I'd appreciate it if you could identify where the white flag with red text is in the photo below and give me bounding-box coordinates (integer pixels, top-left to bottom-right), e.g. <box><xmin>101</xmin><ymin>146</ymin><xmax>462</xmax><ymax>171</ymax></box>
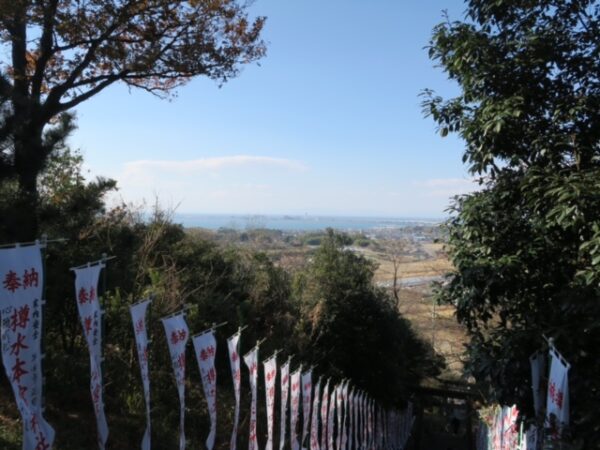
<box><xmin>130</xmin><ymin>300</ymin><xmax>151</xmax><ymax>450</ymax></box>
<box><xmin>546</xmin><ymin>351</ymin><xmax>570</xmax><ymax>436</ymax></box>
<box><xmin>162</xmin><ymin>313</ymin><xmax>189</xmax><ymax>450</ymax></box>
<box><xmin>310</xmin><ymin>377</ymin><xmax>321</xmax><ymax>450</ymax></box>
<box><xmin>301</xmin><ymin>370</ymin><xmax>312</xmax><ymax>448</ymax></box>
<box><xmin>193</xmin><ymin>331</ymin><xmax>218</xmax><ymax>450</ymax></box>
<box><xmin>0</xmin><ymin>244</ymin><xmax>55</xmax><ymax>450</ymax></box>
<box><xmin>341</xmin><ymin>382</ymin><xmax>349</xmax><ymax>450</ymax></box>
<box><xmin>280</xmin><ymin>360</ymin><xmax>291</xmax><ymax>450</ymax></box>
<box><xmin>244</xmin><ymin>347</ymin><xmax>259</xmax><ymax>450</ymax></box>
<box><xmin>228</xmin><ymin>331</ymin><xmax>242</xmax><ymax>450</ymax></box>
<box><xmin>327</xmin><ymin>385</ymin><xmax>336</xmax><ymax>450</ymax></box>
<box><xmin>264</xmin><ymin>355</ymin><xmax>278</xmax><ymax>450</ymax></box>
<box><xmin>290</xmin><ymin>368</ymin><xmax>302</xmax><ymax>450</ymax></box>
<box><xmin>348</xmin><ymin>388</ymin><xmax>354</xmax><ymax>450</ymax></box>
<box><xmin>74</xmin><ymin>263</ymin><xmax>108</xmax><ymax>449</ymax></box>
<box><xmin>336</xmin><ymin>385</ymin><xmax>343</xmax><ymax>450</ymax></box>
<box><xmin>320</xmin><ymin>380</ymin><xmax>329</xmax><ymax>450</ymax></box>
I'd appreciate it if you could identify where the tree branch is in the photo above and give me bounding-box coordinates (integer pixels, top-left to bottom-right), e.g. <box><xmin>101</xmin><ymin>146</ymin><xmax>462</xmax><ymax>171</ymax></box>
<box><xmin>31</xmin><ymin>0</ymin><xmax>59</xmax><ymax>101</ymax></box>
<box><xmin>55</xmin><ymin>75</ymin><xmax>124</xmax><ymax>112</ymax></box>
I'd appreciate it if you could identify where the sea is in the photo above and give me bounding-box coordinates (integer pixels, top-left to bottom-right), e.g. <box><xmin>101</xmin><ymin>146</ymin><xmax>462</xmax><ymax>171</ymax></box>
<box><xmin>174</xmin><ymin>214</ymin><xmax>442</xmax><ymax>232</ymax></box>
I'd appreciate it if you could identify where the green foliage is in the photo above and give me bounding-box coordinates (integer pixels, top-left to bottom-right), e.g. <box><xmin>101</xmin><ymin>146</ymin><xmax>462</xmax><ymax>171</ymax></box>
<box><xmin>293</xmin><ymin>230</ymin><xmax>442</xmax><ymax>406</ymax></box>
<box><xmin>425</xmin><ymin>1</ymin><xmax>600</xmax><ymax>446</ymax></box>
<box><xmin>1</xmin><ymin>150</ymin><xmax>439</xmax><ymax>446</ymax></box>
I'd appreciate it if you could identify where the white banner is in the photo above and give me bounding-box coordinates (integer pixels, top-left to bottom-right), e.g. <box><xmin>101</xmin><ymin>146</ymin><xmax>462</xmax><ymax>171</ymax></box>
<box><xmin>523</xmin><ymin>425</ymin><xmax>538</xmax><ymax>450</ymax></box>
<box><xmin>162</xmin><ymin>313</ymin><xmax>189</xmax><ymax>450</ymax></box>
<box><xmin>348</xmin><ymin>389</ymin><xmax>354</xmax><ymax>450</ymax></box>
<box><xmin>362</xmin><ymin>394</ymin><xmax>369</xmax><ymax>448</ymax></box>
<box><xmin>264</xmin><ymin>355</ymin><xmax>278</xmax><ymax>450</ymax></box>
<box><xmin>130</xmin><ymin>300</ymin><xmax>151</xmax><ymax>450</ymax></box>
<box><xmin>356</xmin><ymin>392</ymin><xmax>362</xmax><ymax>450</ymax></box>
<box><xmin>352</xmin><ymin>392</ymin><xmax>358</xmax><ymax>450</ymax></box>
<box><xmin>368</xmin><ymin>399</ymin><xmax>373</xmax><ymax>450</ymax></box>
<box><xmin>301</xmin><ymin>370</ymin><xmax>312</xmax><ymax>449</ymax></box>
<box><xmin>529</xmin><ymin>351</ymin><xmax>545</xmax><ymax>417</ymax></box>
<box><xmin>290</xmin><ymin>368</ymin><xmax>302</xmax><ymax>450</ymax></box>
<box><xmin>244</xmin><ymin>347</ymin><xmax>259</xmax><ymax>450</ymax></box>
<box><xmin>327</xmin><ymin>385</ymin><xmax>336</xmax><ymax>450</ymax></box>
<box><xmin>280</xmin><ymin>360</ymin><xmax>291</xmax><ymax>450</ymax></box>
<box><xmin>336</xmin><ymin>385</ymin><xmax>343</xmax><ymax>450</ymax></box>
<box><xmin>340</xmin><ymin>382</ymin><xmax>348</xmax><ymax>450</ymax></box>
<box><xmin>0</xmin><ymin>244</ymin><xmax>55</xmax><ymax>450</ymax></box>
<box><xmin>360</xmin><ymin>393</ymin><xmax>366</xmax><ymax>450</ymax></box>
<box><xmin>227</xmin><ymin>331</ymin><xmax>242</xmax><ymax>450</ymax></box>
<box><xmin>502</xmin><ymin>405</ymin><xmax>519</xmax><ymax>450</ymax></box>
<box><xmin>546</xmin><ymin>350</ymin><xmax>569</xmax><ymax>436</ymax></box>
<box><xmin>310</xmin><ymin>377</ymin><xmax>321</xmax><ymax>450</ymax></box>
<box><xmin>193</xmin><ymin>331</ymin><xmax>218</xmax><ymax>450</ymax></box>
<box><xmin>74</xmin><ymin>263</ymin><xmax>108</xmax><ymax>449</ymax></box>
<box><xmin>320</xmin><ymin>380</ymin><xmax>329</xmax><ymax>450</ymax></box>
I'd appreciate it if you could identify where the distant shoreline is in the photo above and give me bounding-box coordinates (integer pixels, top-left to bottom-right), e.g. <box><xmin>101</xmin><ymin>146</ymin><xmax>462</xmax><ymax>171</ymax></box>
<box><xmin>174</xmin><ymin>213</ymin><xmax>444</xmax><ymax>232</ymax></box>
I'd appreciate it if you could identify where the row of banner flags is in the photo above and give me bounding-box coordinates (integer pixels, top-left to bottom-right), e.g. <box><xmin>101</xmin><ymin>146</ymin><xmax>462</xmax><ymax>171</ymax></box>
<box><xmin>0</xmin><ymin>243</ymin><xmax>416</xmax><ymax>450</ymax></box>
<box><xmin>475</xmin><ymin>343</ymin><xmax>571</xmax><ymax>450</ymax></box>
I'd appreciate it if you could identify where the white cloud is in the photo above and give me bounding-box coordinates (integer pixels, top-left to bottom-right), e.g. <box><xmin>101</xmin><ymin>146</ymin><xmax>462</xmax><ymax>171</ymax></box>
<box><xmin>122</xmin><ymin>155</ymin><xmax>308</xmax><ymax>177</ymax></box>
<box><xmin>106</xmin><ymin>155</ymin><xmax>308</xmax><ymax>213</ymax></box>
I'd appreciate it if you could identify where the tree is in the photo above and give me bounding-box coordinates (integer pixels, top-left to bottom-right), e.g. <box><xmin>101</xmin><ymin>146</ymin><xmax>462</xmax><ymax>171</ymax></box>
<box><xmin>424</xmin><ymin>1</ymin><xmax>600</xmax><ymax>446</ymax></box>
<box><xmin>0</xmin><ymin>0</ymin><xmax>266</xmax><ymax>240</ymax></box>
<box><xmin>293</xmin><ymin>230</ymin><xmax>442</xmax><ymax>405</ymax></box>
<box><xmin>383</xmin><ymin>239</ymin><xmax>406</xmax><ymax>308</ymax></box>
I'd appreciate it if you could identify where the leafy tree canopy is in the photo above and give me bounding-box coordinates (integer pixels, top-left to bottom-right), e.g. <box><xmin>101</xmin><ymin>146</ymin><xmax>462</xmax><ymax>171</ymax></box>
<box><xmin>424</xmin><ymin>0</ymin><xmax>600</xmax><ymax>446</ymax></box>
<box><xmin>294</xmin><ymin>229</ymin><xmax>442</xmax><ymax>406</ymax></box>
<box><xmin>0</xmin><ymin>0</ymin><xmax>266</xmax><ymax>240</ymax></box>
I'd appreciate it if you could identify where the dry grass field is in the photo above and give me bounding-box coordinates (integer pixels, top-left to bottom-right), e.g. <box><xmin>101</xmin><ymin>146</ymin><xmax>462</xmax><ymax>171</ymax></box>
<box><xmin>362</xmin><ymin>241</ymin><xmax>468</xmax><ymax>380</ymax></box>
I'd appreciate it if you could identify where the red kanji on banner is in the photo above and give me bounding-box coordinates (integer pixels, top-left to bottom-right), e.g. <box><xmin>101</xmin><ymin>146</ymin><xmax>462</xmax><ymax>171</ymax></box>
<box><xmin>10</xmin><ymin>333</ymin><xmax>29</xmax><ymax>356</ymax></box>
<box><xmin>556</xmin><ymin>390</ymin><xmax>564</xmax><ymax>409</ymax></box>
<box><xmin>18</xmin><ymin>384</ymin><xmax>28</xmax><ymax>401</ymax></box>
<box><xmin>92</xmin><ymin>384</ymin><xmax>101</xmax><ymax>403</ymax></box>
<box><xmin>3</xmin><ymin>270</ymin><xmax>21</xmax><ymax>292</ymax></box>
<box><xmin>78</xmin><ymin>287</ymin><xmax>89</xmax><ymax>304</ymax></box>
<box><xmin>10</xmin><ymin>305</ymin><xmax>30</xmax><ymax>332</ymax></box>
<box><xmin>171</xmin><ymin>329</ymin><xmax>187</xmax><ymax>345</ymax></box>
<box><xmin>206</xmin><ymin>367</ymin><xmax>216</xmax><ymax>383</ymax></box>
<box><xmin>135</xmin><ymin>318</ymin><xmax>144</xmax><ymax>334</ymax></box>
<box><xmin>231</xmin><ymin>350</ymin><xmax>238</xmax><ymax>362</ymax></box>
<box><xmin>176</xmin><ymin>353</ymin><xmax>185</xmax><ymax>370</ymax></box>
<box><xmin>11</xmin><ymin>357</ymin><xmax>28</xmax><ymax>383</ymax></box>
<box><xmin>35</xmin><ymin>434</ymin><xmax>50</xmax><ymax>450</ymax></box>
<box><xmin>89</xmin><ymin>287</ymin><xmax>96</xmax><ymax>301</ymax></box>
<box><xmin>22</xmin><ymin>268</ymin><xmax>39</xmax><ymax>289</ymax></box>
<box><xmin>549</xmin><ymin>381</ymin><xmax>556</xmax><ymax>402</ymax></box>
<box><xmin>84</xmin><ymin>316</ymin><xmax>93</xmax><ymax>334</ymax></box>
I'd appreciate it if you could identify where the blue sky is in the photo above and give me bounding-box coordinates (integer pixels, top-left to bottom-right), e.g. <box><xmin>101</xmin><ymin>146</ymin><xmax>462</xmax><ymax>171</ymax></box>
<box><xmin>71</xmin><ymin>0</ymin><xmax>475</xmax><ymax>218</ymax></box>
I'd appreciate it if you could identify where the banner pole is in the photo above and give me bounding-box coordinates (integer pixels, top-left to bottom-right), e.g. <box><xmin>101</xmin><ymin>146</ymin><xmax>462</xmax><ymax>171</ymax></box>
<box><xmin>193</xmin><ymin>321</ymin><xmax>228</xmax><ymax>339</ymax></box>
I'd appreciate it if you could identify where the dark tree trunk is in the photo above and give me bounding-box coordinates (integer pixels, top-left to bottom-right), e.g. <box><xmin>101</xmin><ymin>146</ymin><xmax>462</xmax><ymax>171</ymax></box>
<box><xmin>10</xmin><ymin>122</ymin><xmax>45</xmax><ymax>242</ymax></box>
